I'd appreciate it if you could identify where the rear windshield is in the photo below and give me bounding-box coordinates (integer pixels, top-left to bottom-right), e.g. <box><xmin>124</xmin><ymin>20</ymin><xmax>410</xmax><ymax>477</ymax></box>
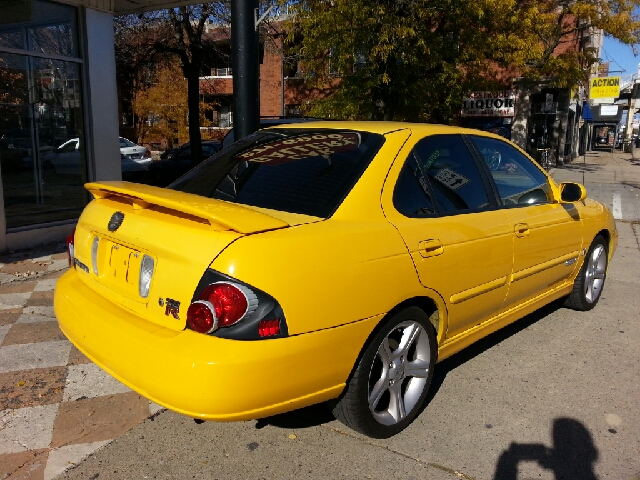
<box><xmin>170</xmin><ymin>129</ymin><xmax>385</xmax><ymax>218</ymax></box>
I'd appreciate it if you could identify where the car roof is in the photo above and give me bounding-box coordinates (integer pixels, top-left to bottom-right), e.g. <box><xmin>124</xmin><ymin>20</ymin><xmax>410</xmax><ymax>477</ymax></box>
<box><xmin>266</xmin><ymin>121</ymin><xmax>485</xmax><ymax>136</ymax></box>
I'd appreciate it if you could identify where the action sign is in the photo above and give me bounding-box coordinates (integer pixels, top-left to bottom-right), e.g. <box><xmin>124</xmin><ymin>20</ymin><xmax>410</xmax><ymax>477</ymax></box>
<box><xmin>590</xmin><ymin>76</ymin><xmax>620</xmax><ymax>99</ymax></box>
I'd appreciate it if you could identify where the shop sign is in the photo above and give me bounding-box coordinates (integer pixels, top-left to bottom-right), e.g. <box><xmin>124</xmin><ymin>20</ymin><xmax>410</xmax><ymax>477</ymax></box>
<box><xmin>461</xmin><ymin>91</ymin><xmax>516</xmax><ymax>117</ymax></box>
<box><xmin>600</xmin><ymin>105</ymin><xmax>619</xmax><ymax>116</ymax></box>
<box><xmin>590</xmin><ymin>76</ymin><xmax>620</xmax><ymax>99</ymax></box>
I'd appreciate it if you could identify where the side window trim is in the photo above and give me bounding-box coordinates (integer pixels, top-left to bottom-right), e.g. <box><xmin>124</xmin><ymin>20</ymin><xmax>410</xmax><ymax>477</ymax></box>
<box><xmin>449</xmin><ymin>133</ymin><xmax>501</xmax><ymax>210</ymax></box>
<box><xmin>462</xmin><ymin>134</ymin><xmax>504</xmax><ymax>207</ymax></box>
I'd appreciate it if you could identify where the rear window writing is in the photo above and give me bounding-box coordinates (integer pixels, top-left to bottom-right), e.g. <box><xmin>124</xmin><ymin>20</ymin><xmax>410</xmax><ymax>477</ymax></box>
<box><xmin>170</xmin><ymin>130</ymin><xmax>385</xmax><ymax>218</ymax></box>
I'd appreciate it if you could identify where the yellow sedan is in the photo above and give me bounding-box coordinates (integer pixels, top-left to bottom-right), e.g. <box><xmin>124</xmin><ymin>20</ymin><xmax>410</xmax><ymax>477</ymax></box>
<box><xmin>55</xmin><ymin>122</ymin><xmax>617</xmax><ymax>438</ymax></box>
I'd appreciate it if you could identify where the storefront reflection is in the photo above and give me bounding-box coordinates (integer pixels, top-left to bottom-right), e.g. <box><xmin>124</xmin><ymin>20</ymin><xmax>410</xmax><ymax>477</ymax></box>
<box><xmin>0</xmin><ymin>11</ymin><xmax>86</xmax><ymax>229</ymax></box>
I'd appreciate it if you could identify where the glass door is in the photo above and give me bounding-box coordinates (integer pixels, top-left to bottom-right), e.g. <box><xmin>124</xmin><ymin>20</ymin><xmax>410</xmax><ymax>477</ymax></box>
<box><xmin>0</xmin><ymin>0</ymin><xmax>86</xmax><ymax>229</ymax></box>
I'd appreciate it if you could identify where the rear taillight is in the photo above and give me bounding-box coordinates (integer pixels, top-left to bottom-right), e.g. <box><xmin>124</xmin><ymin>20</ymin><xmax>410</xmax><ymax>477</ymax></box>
<box><xmin>192</xmin><ymin>282</ymin><xmax>258</xmax><ymax>330</ymax></box>
<box><xmin>186</xmin><ymin>301</ymin><xmax>217</xmax><ymax>334</ymax></box>
<box><xmin>187</xmin><ymin>270</ymin><xmax>288</xmax><ymax>339</ymax></box>
<box><xmin>258</xmin><ymin>319</ymin><xmax>280</xmax><ymax>337</ymax></box>
<box><xmin>144</xmin><ymin>150</ymin><xmax>151</xmax><ymax>158</ymax></box>
<box><xmin>66</xmin><ymin>229</ymin><xmax>75</xmax><ymax>268</ymax></box>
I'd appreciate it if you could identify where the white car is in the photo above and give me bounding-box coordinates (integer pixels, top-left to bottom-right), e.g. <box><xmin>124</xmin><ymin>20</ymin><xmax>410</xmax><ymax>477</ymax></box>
<box><xmin>42</xmin><ymin>138</ymin><xmax>83</xmax><ymax>175</ymax></box>
<box><xmin>119</xmin><ymin>137</ymin><xmax>151</xmax><ymax>165</ymax></box>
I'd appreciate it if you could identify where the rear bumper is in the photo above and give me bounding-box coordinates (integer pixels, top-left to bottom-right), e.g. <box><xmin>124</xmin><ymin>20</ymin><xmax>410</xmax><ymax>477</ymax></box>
<box><xmin>55</xmin><ymin>270</ymin><xmax>380</xmax><ymax>420</ymax></box>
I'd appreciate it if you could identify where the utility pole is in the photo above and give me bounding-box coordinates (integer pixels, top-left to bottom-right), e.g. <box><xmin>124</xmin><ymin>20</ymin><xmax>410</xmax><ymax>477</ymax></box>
<box><xmin>231</xmin><ymin>0</ymin><xmax>260</xmax><ymax>142</ymax></box>
<box><xmin>624</xmin><ymin>80</ymin><xmax>640</xmax><ymax>152</ymax></box>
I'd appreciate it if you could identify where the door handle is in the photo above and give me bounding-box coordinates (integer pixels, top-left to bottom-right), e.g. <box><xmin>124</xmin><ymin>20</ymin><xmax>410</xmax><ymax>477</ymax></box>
<box><xmin>418</xmin><ymin>239</ymin><xmax>444</xmax><ymax>258</ymax></box>
<box><xmin>514</xmin><ymin>223</ymin><xmax>530</xmax><ymax>238</ymax></box>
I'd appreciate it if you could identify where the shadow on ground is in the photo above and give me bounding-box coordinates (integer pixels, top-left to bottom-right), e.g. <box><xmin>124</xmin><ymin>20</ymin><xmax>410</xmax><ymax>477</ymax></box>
<box><xmin>493</xmin><ymin>417</ymin><xmax>599</xmax><ymax>480</ymax></box>
<box><xmin>255</xmin><ymin>299</ymin><xmax>564</xmax><ymax>431</ymax></box>
<box><xmin>0</xmin><ymin>241</ymin><xmax>67</xmax><ymax>263</ymax></box>
<box><xmin>556</xmin><ymin>162</ymin><xmax>603</xmax><ymax>173</ymax></box>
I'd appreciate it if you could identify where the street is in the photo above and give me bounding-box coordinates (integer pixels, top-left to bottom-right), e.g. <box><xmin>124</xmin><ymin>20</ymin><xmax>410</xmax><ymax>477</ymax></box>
<box><xmin>1</xmin><ymin>150</ymin><xmax>639</xmax><ymax>480</ymax></box>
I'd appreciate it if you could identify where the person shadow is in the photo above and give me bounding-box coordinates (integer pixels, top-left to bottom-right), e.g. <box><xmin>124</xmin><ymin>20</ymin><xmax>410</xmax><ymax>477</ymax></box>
<box><xmin>494</xmin><ymin>417</ymin><xmax>599</xmax><ymax>480</ymax></box>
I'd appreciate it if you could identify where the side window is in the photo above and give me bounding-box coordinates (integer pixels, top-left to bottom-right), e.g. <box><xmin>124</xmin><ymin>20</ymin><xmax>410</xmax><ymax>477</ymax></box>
<box><xmin>393</xmin><ymin>154</ymin><xmax>435</xmax><ymax>216</ymax></box>
<box><xmin>397</xmin><ymin>135</ymin><xmax>491</xmax><ymax>215</ymax></box>
<box><xmin>470</xmin><ymin>136</ymin><xmax>553</xmax><ymax>206</ymax></box>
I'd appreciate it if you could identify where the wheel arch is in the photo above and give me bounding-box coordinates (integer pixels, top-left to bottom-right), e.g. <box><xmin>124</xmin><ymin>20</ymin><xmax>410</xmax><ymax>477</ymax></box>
<box><xmin>338</xmin><ymin>294</ymin><xmax>446</xmax><ymax>393</ymax></box>
<box><xmin>596</xmin><ymin>228</ymin><xmax>610</xmax><ymax>249</ymax></box>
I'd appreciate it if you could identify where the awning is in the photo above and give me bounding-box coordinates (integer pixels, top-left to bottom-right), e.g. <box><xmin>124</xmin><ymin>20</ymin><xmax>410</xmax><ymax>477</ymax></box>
<box><xmin>582</xmin><ymin>102</ymin><xmax>594</xmax><ymax>122</ymax></box>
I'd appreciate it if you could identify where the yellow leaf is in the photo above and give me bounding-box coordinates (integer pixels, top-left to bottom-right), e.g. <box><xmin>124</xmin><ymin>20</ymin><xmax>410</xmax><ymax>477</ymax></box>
<box><xmin>288</xmin><ymin>433</ymin><xmax>297</xmax><ymax>439</ymax></box>
<box><xmin>16</xmin><ymin>380</ymin><xmax>26</xmax><ymax>386</ymax></box>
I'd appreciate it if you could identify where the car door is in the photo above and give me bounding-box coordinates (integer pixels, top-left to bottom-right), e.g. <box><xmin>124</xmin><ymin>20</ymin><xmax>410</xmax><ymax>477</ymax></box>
<box><xmin>383</xmin><ymin>133</ymin><xmax>514</xmax><ymax>338</ymax></box>
<box><xmin>467</xmin><ymin>135</ymin><xmax>583</xmax><ymax>308</ymax></box>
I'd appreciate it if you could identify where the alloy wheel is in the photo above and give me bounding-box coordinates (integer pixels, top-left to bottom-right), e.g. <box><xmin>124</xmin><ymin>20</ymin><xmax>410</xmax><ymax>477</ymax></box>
<box><xmin>367</xmin><ymin>320</ymin><xmax>432</xmax><ymax>425</ymax></box>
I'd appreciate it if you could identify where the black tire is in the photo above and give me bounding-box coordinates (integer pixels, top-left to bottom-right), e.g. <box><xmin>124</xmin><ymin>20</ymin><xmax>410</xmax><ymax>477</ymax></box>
<box><xmin>564</xmin><ymin>235</ymin><xmax>608</xmax><ymax>311</ymax></box>
<box><xmin>332</xmin><ymin>306</ymin><xmax>437</xmax><ymax>438</ymax></box>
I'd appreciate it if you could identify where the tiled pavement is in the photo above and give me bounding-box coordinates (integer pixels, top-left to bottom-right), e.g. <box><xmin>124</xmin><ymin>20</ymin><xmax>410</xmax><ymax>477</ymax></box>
<box><xmin>0</xmin><ymin>244</ymin><xmax>163</xmax><ymax>480</ymax></box>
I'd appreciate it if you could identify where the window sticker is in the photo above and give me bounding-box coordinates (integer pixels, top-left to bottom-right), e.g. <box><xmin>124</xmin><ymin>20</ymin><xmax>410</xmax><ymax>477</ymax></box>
<box><xmin>434</xmin><ymin>168</ymin><xmax>470</xmax><ymax>190</ymax></box>
<box><xmin>420</xmin><ymin>149</ymin><xmax>441</xmax><ymax>171</ymax></box>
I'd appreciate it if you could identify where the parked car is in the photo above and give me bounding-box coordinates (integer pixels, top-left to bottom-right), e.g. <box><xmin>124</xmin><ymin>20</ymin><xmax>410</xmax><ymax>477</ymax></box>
<box><xmin>146</xmin><ymin>140</ymin><xmax>221</xmax><ymax>187</ymax></box>
<box><xmin>119</xmin><ymin>137</ymin><xmax>151</xmax><ymax>165</ymax></box>
<box><xmin>121</xmin><ymin>153</ymin><xmax>149</xmax><ymax>183</ymax></box>
<box><xmin>42</xmin><ymin>138</ymin><xmax>82</xmax><ymax>175</ymax></box>
<box><xmin>159</xmin><ymin>142</ymin><xmax>189</xmax><ymax>160</ymax></box>
<box><xmin>56</xmin><ymin>122</ymin><xmax>617</xmax><ymax>439</ymax></box>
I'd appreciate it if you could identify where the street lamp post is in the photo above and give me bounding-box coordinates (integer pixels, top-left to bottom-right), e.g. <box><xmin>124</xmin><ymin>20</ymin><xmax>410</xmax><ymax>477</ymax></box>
<box><xmin>231</xmin><ymin>0</ymin><xmax>260</xmax><ymax>142</ymax></box>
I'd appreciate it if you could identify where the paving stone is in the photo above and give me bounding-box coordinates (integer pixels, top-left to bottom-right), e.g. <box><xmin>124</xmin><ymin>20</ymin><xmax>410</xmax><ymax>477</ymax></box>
<box><xmin>50</xmin><ymin>393</ymin><xmax>150</xmax><ymax>448</ymax></box>
<box><xmin>63</xmin><ymin>364</ymin><xmax>131</xmax><ymax>402</ymax></box>
<box><xmin>0</xmin><ymin>309</ymin><xmax>22</xmax><ymax>327</ymax></box>
<box><xmin>0</xmin><ymin>404</ymin><xmax>59</xmax><ymax>454</ymax></box>
<box><xmin>43</xmin><ymin>441</ymin><xmax>109</xmax><ymax>480</ymax></box>
<box><xmin>0</xmin><ymin>293</ymin><xmax>32</xmax><ymax>309</ymax></box>
<box><xmin>33</xmin><ymin>280</ymin><xmax>58</xmax><ymax>292</ymax></box>
<box><xmin>0</xmin><ymin>282</ymin><xmax>38</xmax><ymax>294</ymax></box>
<box><xmin>0</xmin><ymin>341</ymin><xmax>72</xmax><ymax>373</ymax></box>
<box><xmin>25</xmin><ymin>291</ymin><xmax>54</xmax><ymax>307</ymax></box>
<box><xmin>0</xmin><ymin>367</ymin><xmax>67</xmax><ymax>410</ymax></box>
<box><xmin>67</xmin><ymin>346</ymin><xmax>91</xmax><ymax>366</ymax></box>
<box><xmin>2</xmin><ymin>322</ymin><xmax>66</xmax><ymax>347</ymax></box>
<box><xmin>0</xmin><ymin>449</ymin><xmax>49</xmax><ymax>480</ymax></box>
<box><xmin>16</xmin><ymin>314</ymin><xmax>57</xmax><ymax>325</ymax></box>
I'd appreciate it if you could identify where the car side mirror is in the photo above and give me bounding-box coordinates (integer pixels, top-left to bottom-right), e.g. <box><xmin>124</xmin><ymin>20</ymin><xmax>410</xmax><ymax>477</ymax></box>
<box><xmin>560</xmin><ymin>182</ymin><xmax>587</xmax><ymax>202</ymax></box>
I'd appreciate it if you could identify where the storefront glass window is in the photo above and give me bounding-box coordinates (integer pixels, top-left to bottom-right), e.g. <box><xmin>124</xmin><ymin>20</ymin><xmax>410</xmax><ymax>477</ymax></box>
<box><xmin>0</xmin><ymin>0</ymin><xmax>85</xmax><ymax>229</ymax></box>
<box><xmin>0</xmin><ymin>29</ymin><xmax>25</xmax><ymax>50</ymax></box>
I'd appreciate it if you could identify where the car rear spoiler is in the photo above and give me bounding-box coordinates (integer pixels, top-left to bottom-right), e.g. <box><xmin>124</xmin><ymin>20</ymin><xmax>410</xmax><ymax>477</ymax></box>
<box><xmin>85</xmin><ymin>181</ymin><xmax>289</xmax><ymax>234</ymax></box>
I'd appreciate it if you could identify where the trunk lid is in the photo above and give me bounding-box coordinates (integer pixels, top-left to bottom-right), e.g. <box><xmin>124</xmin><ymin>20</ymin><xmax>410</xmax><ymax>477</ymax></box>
<box><xmin>72</xmin><ymin>181</ymin><xmax>299</xmax><ymax>331</ymax></box>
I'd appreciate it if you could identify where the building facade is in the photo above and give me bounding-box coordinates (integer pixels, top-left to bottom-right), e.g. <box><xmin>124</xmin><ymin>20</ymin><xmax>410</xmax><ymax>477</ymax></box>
<box><xmin>0</xmin><ymin>0</ymin><xmax>193</xmax><ymax>252</ymax></box>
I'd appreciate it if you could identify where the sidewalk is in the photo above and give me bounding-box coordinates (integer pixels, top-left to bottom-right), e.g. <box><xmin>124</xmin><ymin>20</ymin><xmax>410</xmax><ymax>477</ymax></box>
<box><xmin>0</xmin><ymin>243</ymin><xmax>163</xmax><ymax>480</ymax></box>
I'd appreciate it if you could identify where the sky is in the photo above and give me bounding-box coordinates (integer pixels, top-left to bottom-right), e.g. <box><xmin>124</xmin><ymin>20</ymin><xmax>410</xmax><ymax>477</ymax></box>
<box><xmin>601</xmin><ymin>37</ymin><xmax>639</xmax><ymax>80</ymax></box>
<box><xmin>600</xmin><ymin>37</ymin><xmax>640</xmax><ymax>123</ymax></box>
